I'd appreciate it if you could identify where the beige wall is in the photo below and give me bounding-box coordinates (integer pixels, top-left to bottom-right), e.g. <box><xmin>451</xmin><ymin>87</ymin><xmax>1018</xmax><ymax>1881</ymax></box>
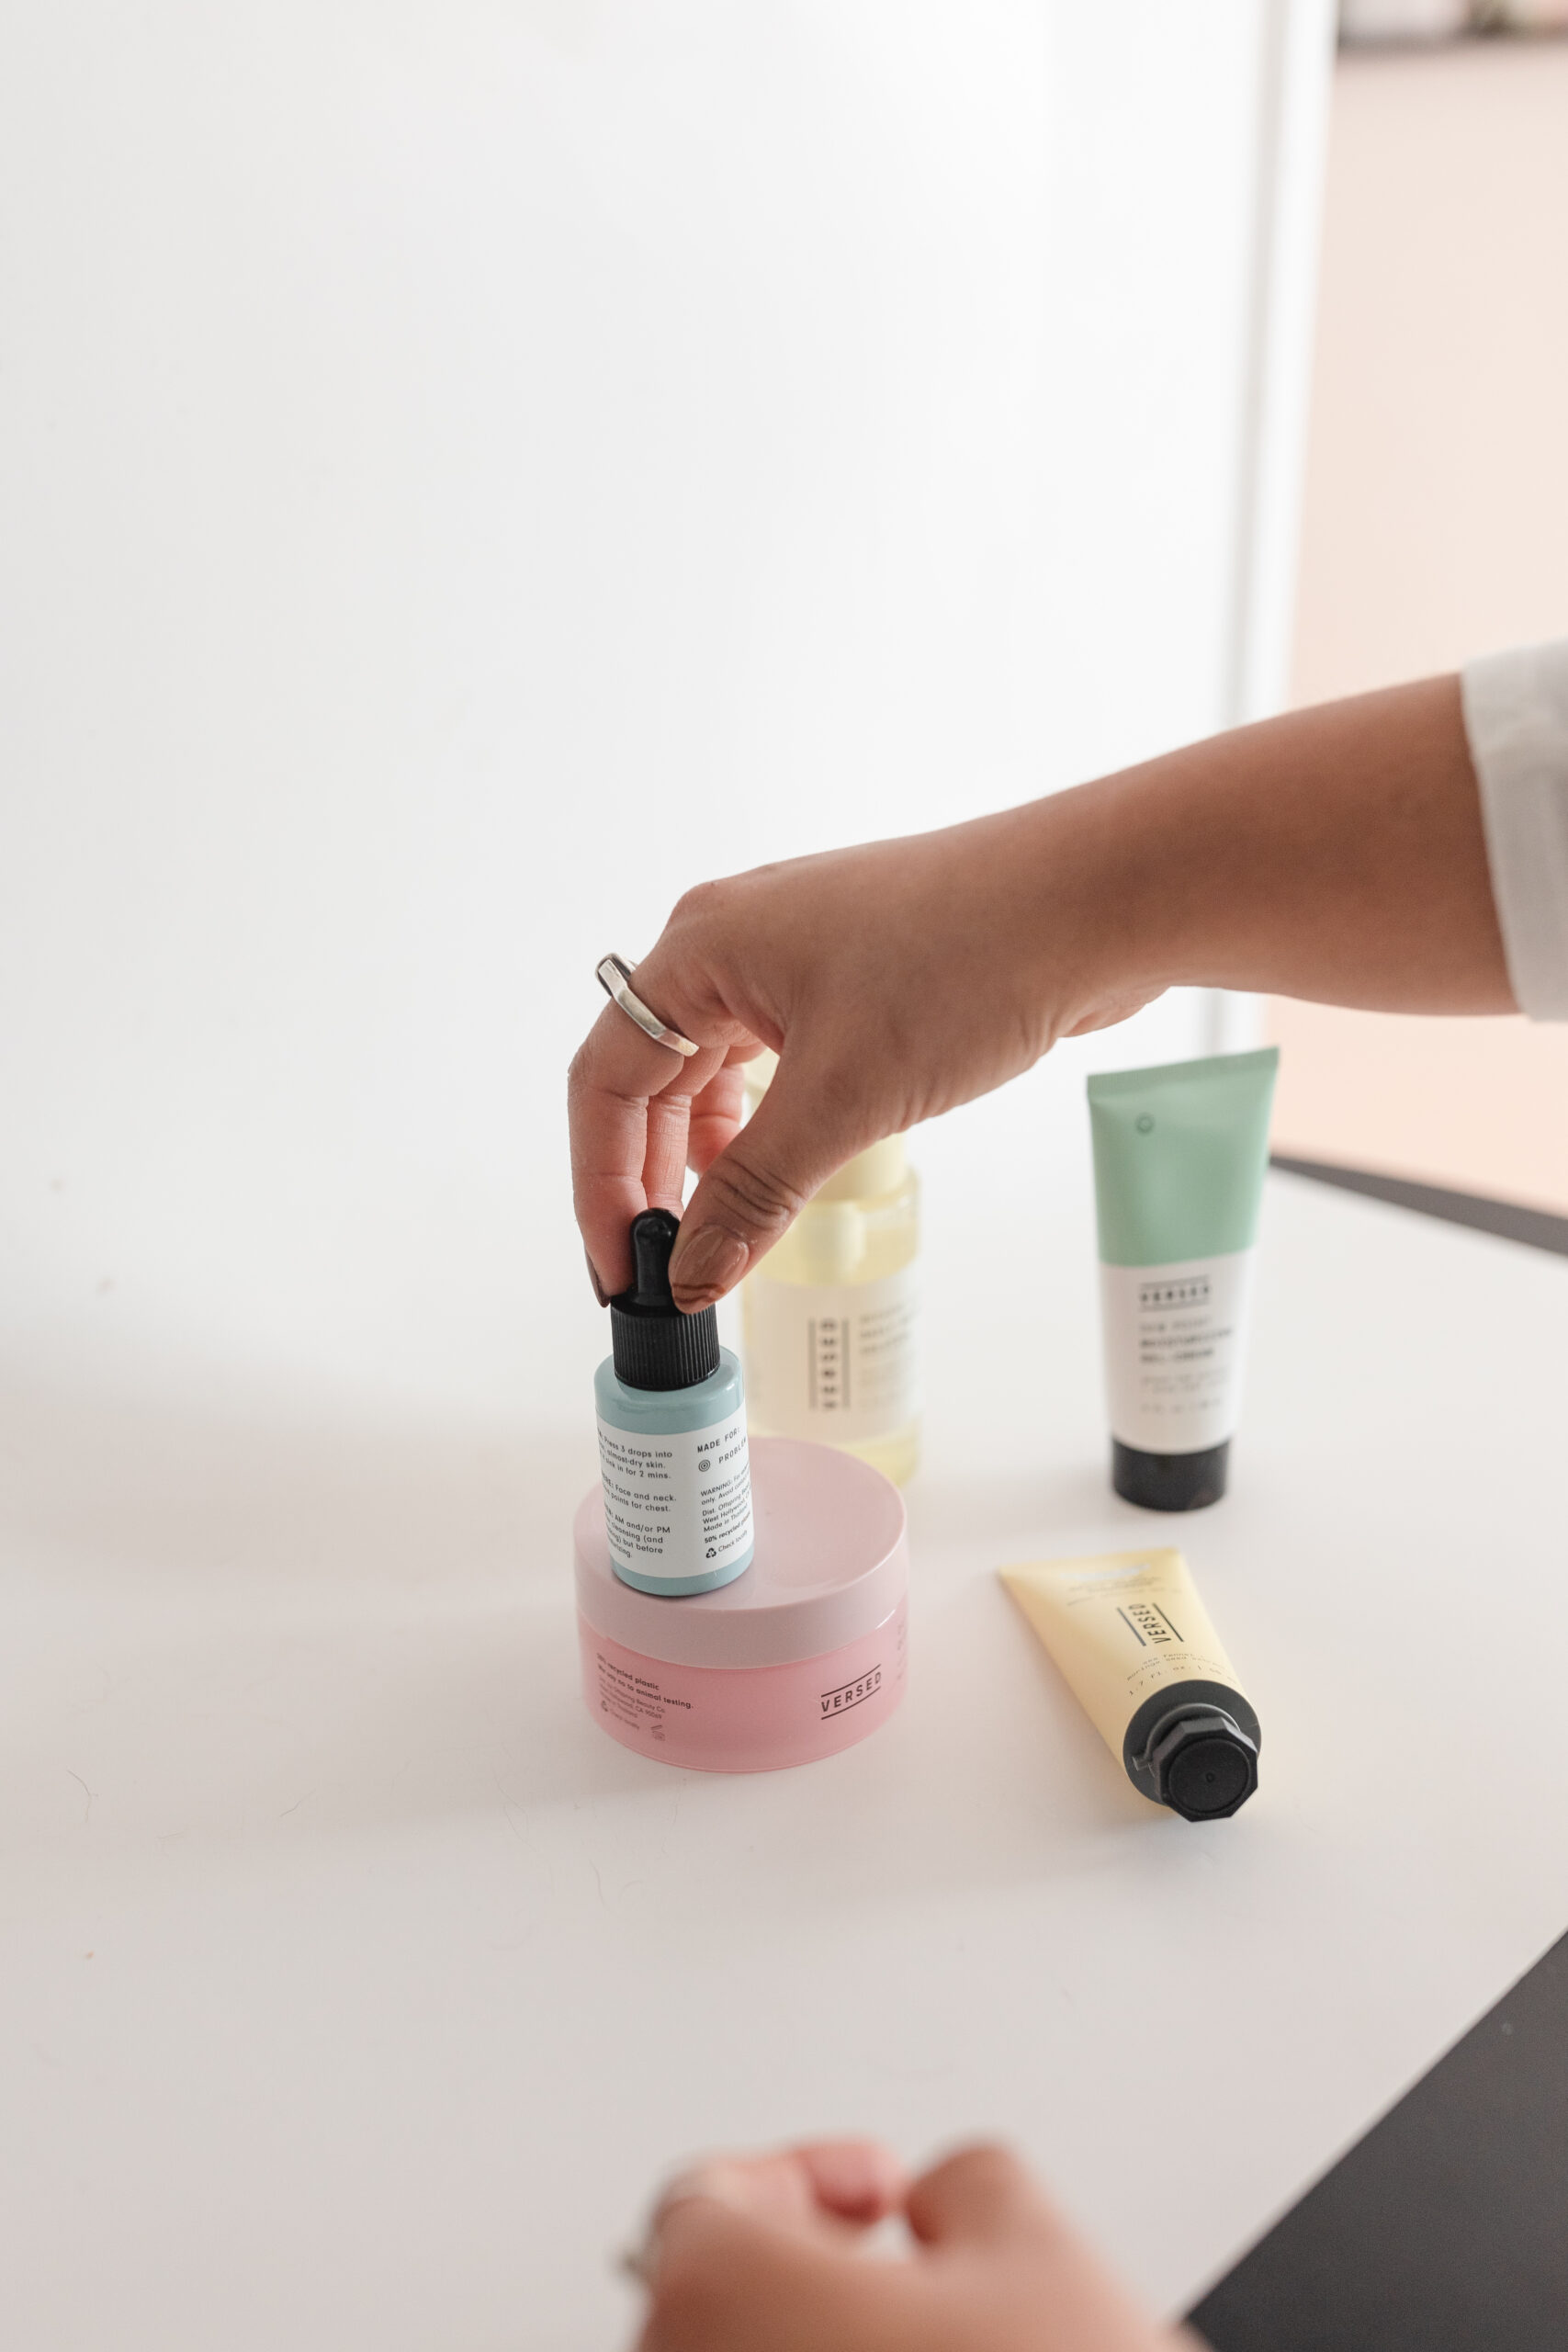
<box><xmin>1269</xmin><ymin>37</ymin><xmax>1568</xmax><ymax>1210</ymax></box>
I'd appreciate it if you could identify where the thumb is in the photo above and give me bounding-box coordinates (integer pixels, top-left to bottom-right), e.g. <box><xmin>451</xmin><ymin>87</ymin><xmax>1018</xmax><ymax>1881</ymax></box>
<box><xmin>668</xmin><ymin>1058</ymin><xmax>875</xmax><ymax>1310</ymax></box>
<box><xmin>904</xmin><ymin>2144</ymin><xmax>1061</xmax><ymax>2254</ymax></box>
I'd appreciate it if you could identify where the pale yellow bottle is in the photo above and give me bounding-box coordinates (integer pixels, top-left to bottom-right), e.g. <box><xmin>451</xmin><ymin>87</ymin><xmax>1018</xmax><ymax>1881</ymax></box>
<box><xmin>739</xmin><ymin>1053</ymin><xmax>920</xmax><ymax>1485</ymax></box>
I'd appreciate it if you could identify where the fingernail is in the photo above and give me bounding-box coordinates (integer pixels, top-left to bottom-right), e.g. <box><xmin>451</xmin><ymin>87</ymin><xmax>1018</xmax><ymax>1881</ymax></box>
<box><xmin>584</xmin><ymin>1248</ymin><xmax>609</xmax><ymax>1307</ymax></box>
<box><xmin>659</xmin><ymin>2163</ymin><xmax>744</xmax><ymax>2214</ymax></box>
<box><xmin>669</xmin><ymin>1226</ymin><xmax>749</xmax><ymax>1305</ymax></box>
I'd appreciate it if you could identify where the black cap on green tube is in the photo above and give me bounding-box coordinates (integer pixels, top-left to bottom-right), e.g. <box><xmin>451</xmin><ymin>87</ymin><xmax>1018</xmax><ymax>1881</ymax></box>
<box><xmin>1112</xmin><ymin>1438</ymin><xmax>1230</xmax><ymax>1513</ymax></box>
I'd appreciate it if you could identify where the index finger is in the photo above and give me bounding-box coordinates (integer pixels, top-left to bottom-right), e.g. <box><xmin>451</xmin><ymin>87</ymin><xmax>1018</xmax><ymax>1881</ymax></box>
<box><xmin>569</xmin><ymin>1001</ymin><xmax>752</xmax><ymax>1297</ymax></box>
<box><xmin>649</xmin><ymin>2141</ymin><xmax>907</xmax><ymax>2245</ymax></box>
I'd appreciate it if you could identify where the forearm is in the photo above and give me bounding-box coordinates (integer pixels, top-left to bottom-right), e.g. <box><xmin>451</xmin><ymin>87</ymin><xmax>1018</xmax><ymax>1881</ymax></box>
<box><xmin>1040</xmin><ymin>673</ymin><xmax>1513</xmax><ymax>1019</ymax></box>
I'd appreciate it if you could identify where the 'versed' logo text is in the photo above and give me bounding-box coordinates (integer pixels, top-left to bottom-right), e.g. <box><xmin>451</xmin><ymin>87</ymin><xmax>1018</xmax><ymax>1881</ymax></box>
<box><xmin>821</xmin><ymin>1665</ymin><xmax>882</xmax><ymax>1716</ymax></box>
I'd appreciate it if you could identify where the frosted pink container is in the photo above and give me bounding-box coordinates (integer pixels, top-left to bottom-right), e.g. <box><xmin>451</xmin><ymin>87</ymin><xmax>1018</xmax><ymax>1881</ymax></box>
<box><xmin>574</xmin><ymin>1436</ymin><xmax>908</xmax><ymax>1772</ymax></box>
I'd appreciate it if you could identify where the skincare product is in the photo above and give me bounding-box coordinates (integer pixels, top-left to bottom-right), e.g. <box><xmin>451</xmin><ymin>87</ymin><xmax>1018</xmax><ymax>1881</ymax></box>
<box><xmin>1087</xmin><ymin>1047</ymin><xmax>1278</xmax><ymax>1510</ymax></box>
<box><xmin>740</xmin><ymin>1052</ymin><xmax>920</xmax><ymax>1484</ymax></box>
<box><xmin>1000</xmin><ymin>1547</ymin><xmax>1259</xmax><ymax>1821</ymax></box>
<box><xmin>595</xmin><ymin>1208</ymin><xmax>754</xmax><ymax>1595</ymax></box>
<box><xmin>575</xmin><ymin>1436</ymin><xmax>908</xmax><ymax>1771</ymax></box>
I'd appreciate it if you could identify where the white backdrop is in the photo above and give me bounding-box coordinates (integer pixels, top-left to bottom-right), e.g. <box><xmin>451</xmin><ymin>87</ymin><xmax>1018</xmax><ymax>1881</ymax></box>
<box><xmin>0</xmin><ymin>2</ymin><xmax>1329</xmax><ymax>1426</ymax></box>
<box><xmin>2</xmin><ymin>9</ymin><xmax>1357</xmax><ymax>2347</ymax></box>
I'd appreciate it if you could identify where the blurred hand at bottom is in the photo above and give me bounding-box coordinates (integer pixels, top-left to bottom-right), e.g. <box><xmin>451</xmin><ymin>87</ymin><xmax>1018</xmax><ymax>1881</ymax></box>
<box><xmin>633</xmin><ymin>2138</ymin><xmax>1201</xmax><ymax>2352</ymax></box>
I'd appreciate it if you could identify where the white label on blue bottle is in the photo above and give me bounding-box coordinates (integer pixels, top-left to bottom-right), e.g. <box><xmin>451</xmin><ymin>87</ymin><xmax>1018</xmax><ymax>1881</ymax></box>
<box><xmin>1099</xmin><ymin>1248</ymin><xmax>1255</xmax><ymax>1455</ymax></box>
<box><xmin>595</xmin><ymin>1404</ymin><xmax>753</xmax><ymax>1585</ymax></box>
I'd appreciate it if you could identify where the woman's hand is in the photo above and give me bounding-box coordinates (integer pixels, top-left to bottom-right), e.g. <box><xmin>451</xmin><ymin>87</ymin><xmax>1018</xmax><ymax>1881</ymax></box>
<box><xmin>570</xmin><ymin>796</ymin><xmax>1159</xmax><ymax>1306</ymax></box>
<box><xmin>632</xmin><ymin>2137</ymin><xmax>1196</xmax><ymax>2352</ymax></box>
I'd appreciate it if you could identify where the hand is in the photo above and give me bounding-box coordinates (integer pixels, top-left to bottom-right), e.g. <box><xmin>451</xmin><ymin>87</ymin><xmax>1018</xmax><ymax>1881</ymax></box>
<box><xmin>632</xmin><ymin>2137</ymin><xmax>1197</xmax><ymax>2352</ymax></box>
<box><xmin>570</xmin><ymin>798</ymin><xmax>1159</xmax><ymax>1305</ymax></box>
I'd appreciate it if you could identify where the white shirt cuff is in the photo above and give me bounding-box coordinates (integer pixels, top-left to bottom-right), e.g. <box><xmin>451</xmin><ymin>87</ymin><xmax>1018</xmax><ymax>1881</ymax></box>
<box><xmin>1461</xmin><ymin>638</ymin><xmax>1568</xmax><ymax>1022</ymax></box>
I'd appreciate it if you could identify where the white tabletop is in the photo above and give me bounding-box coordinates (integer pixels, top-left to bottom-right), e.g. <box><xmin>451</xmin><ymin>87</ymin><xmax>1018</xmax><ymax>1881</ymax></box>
<box><xmin>6</xmin><ymin>1166</ymin><xmax>1568</xmax><ymax>2350</ymax></box>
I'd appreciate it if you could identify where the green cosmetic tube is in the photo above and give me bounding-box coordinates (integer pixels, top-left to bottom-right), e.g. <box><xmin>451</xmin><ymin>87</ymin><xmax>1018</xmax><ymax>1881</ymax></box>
<box><xmin>1087</xmin><ymin>1047</ymin><xmax>1279</xmax><ymax>1511</ymax></box>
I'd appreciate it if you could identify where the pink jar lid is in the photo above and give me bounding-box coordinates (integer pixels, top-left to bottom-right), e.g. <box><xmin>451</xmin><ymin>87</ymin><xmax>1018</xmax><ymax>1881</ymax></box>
<box><xmin>574</xmin><ymin>1435</ymin><xmax>908</xmax><ymax>1670</ymax></box>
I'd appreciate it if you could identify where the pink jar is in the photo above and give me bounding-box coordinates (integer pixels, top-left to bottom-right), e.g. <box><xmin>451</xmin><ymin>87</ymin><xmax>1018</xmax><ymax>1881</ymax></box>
<box><xmin>574</xmin><ymin>1436</ymin><xmax>908</xmax><ymax>1772</ymax></box>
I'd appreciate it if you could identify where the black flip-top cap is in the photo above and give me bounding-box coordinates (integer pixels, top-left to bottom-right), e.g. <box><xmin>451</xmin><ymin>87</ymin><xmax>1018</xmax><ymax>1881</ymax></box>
<box><xmin>1136</xmin><ymin>1702</ymin><xmax>1258</xmax><ymax>1822</ymax></box>
<box><xmin>1113</xmin><ymin>1438</ymin><xmax>1229</xmax><ymax>1512</ymax></box>
<box><xmin>609</xmin><ymin>1208</ymin><xmax>720</xmax><ymax>1392</ymax></box>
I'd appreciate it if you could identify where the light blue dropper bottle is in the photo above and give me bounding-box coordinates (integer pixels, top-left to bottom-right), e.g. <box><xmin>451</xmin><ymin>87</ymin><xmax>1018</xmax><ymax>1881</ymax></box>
<box><xmin>593</xmin><ymin>1208</ymin><xmax>755</xmax><ymax>1597</ymax></box>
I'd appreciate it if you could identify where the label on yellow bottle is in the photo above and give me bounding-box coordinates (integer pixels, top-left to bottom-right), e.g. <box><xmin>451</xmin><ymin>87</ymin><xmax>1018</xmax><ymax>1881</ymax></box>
<box><xmin>745</xmin><ymin>1267</ymin><xmax>919</xmax><ymax>1444</ymax></box>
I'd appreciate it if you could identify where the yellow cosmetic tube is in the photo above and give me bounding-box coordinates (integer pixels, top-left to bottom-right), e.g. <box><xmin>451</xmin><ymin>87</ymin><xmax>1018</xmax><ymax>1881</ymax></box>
<box><xmin>999</xmin><ymin>1547</ymin><xmax>1259</xmax><ymax>1820</ymax></box>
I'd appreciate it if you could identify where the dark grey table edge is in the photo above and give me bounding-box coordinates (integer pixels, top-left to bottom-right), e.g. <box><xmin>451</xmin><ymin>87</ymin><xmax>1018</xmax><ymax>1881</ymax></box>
<box><xmin>1269</xmin><ymin>1153</ymin><xmax>1568</xmax><ymax>1260</ymax></box>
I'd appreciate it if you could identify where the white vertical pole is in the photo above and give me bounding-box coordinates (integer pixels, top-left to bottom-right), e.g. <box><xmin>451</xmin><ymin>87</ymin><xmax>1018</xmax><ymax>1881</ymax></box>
<box><xmin>1205</xmin><ymin>0</ymin><xmax>1337</xmax><ymax>1058</ymax></box>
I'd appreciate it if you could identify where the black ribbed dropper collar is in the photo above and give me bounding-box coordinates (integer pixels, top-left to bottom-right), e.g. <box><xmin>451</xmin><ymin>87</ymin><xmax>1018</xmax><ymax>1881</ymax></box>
<box><xmin>609</xmin><ymin>1209</ymin><xmax>720</xmax><ymax>1391</ymax></box>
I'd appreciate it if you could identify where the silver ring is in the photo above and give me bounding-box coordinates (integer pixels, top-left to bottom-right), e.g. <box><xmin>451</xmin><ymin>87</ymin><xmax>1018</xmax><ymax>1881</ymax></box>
<box><xmin>595</xmin><ymin>954</ymin><xmax>700</xmax><ymax>1058</ymax></box>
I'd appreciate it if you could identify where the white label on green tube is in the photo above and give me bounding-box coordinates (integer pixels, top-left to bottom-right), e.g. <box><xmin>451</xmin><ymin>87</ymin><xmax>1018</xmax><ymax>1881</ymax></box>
<box><xmin>595</xmin><ymin>1406</ymin><xmax>752</xmax><ymax>1582</ymax></box>
<box><xmin>1099</xmin><ymin>1248</ymin><xmax>1255</xmax><ymax>1455</ymax></box>
<box><xmin>745</xmin><ymin>1268</ymin><xmax>919</xmax><ymax>1444</ymax></box>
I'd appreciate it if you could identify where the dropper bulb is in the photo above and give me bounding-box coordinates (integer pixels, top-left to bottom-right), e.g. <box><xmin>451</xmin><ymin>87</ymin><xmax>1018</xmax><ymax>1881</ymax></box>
<box><xmin>609</xmin><ymin>1206</ymin><xmax>718</xmax><ymax>1388</ymax></box>
<box><xmin>629</xmin><ymin>1208</ymin><xmax>679</xmax><ymax>1308</ymax></box>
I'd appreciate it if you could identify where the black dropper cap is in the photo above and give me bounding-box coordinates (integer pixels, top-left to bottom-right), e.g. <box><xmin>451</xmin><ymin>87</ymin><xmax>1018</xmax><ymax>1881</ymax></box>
<box><xmin>609</xmin><ymin>1209</ymin><xmax>720</xmax><ymax>1392</ymax></box>
<box><xmin>1130</xmin><ymin>1698</ymin><xmax>1258</xmax><ymax>1822</ymax></box>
